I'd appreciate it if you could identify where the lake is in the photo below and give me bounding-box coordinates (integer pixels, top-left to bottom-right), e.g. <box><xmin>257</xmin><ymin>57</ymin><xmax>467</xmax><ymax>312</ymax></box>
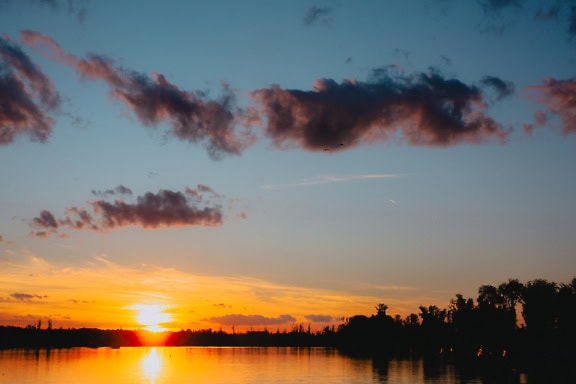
<box><xmin>0</xmin><ymin>346</ymin><xmax>529</xmax><ymax>383</ymax></box>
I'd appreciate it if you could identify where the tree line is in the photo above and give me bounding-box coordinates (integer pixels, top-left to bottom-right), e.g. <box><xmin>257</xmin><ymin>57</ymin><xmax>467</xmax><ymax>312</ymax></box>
<box><xmin>1</xmin><ymin>277</ymin><xmax>575</xmax><ymax>367</ymax></box>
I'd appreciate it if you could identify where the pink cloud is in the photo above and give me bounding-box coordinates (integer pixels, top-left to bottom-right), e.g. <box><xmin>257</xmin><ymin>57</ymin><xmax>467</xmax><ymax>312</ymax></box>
<box><xmin>526</xmin><ymin>77</ymin><xmax>576</xmax><ymax>135</ymax></box>
<box><xmin>0</xmin><ymin>35</ymin><xmax>60</xmax><ymax>144</ymax></box>
<box><xmin>31</xmin><ymin>186</ymin><xmax>225</xmax><ymax>237</ymax></box>
<box><xmin>250</xmin><ymin>71</ymin><xmax>510</xmax><ymax>152</ymax></box>
<box><xmin>21</xmin><ymin>31</ymin><xmax>256</xmax><ymax>159</ymax></box>
<box><xmin>93</xmin><ymin>189</ymin><xmax>222</xmax><ymax>229</ymax></box>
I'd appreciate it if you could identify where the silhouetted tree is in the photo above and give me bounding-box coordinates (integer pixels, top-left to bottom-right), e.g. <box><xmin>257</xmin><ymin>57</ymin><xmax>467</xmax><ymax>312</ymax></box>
<box><xmin>498</xmin><ymin>279</ymin><xmax>524</xmax><ymax>323</ymax></box>
<box><xmin>404</xmin><ymin>313</ymin><xmax>420</xmax><ymax>327</ymax></box>
<box><xmin>449</xmin><ymin>294</ymin><xmax>477</xmax><ymax>355</ymax></box>
<box><xmin>419</xmin><ymin>305</ymin><xmax>449</xmax><ymax>355</ymax></box>
<box><xmin>557</xmin><ymin>278</ymin><xmax>576</xmax><ymax>340</ymax></box>
<box><xmin>375</xmin><ymin>303</ymin><xmax>388</xmax><ymax>317</ymax></box>
<box><xmin>522</xmin><ymin>279</ymin><xmax>558</xmax><ymax>335</ymax></box>
<box><xmin>478</xmin><ymin>285</ymin><xmax>503</xmax><ymax>310</ymax></box>
<box><xmin>476</xmin><ymin>285</ymin><xmax>516</xmax><ymax>356</ymax></box>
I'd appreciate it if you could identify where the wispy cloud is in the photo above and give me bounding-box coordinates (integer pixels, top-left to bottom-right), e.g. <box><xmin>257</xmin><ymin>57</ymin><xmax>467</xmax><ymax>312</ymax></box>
<box><xmin>303</xmin><ymin>5</ymin><xmax>334</xmax><ymax>26</ymax></box>
<box><xmin>263</xmin><ymin>173</ymin><xmax>401</xmax><ymax>190</ymax></box>
<box><xmin>304</xmin><ymin>314</ymin><xmax>335</xmax><ymax>323</ymax></box>
<box><xmin>9</xmin><ymin>292</ymin><xmax>46</xmax><ymax>301</ymax></box>
<box><xmin>477</xmin><ymin>0</ymin><xmax>522</xmax><ymax>14</ymax></box>
<box><xmin>0</xmin><ymin>292</ymin><xmax>47</xmax><ymax>303</ymax></box>
<box><xmin>91</xmin><ymin>185</ymin><xmax>133</xmax><ymax>197</ymax></box>
<box><xmin>1</xmin><ymin>0</ymin><xmax>88</xmax><ymax>23</ymax></box>
<box><xmin>525</xmin><ymin>77</ymin><xmax>576</xmax><ymax>135</ymax></box>
<box><xmin>369</xmin><ymin>284</ymin><xmax>417</xmax><ymax>292</ymax></box>
<box><xmin>208</xmin><ymin>313</ymin><xmax>296</xmax><ymax>326</ymax></box>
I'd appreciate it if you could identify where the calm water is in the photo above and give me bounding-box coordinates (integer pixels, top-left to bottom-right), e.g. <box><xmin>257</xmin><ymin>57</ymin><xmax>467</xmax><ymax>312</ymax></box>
<box><xmin>0</xmin><ymin>347</ymin><xmax>528</xmax><ymax>384</ymax></box>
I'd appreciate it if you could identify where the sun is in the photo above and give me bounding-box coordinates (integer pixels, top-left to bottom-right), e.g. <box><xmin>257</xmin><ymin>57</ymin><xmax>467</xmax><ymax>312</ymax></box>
<box><xmin>133</xmin><ymin>304</ymin><xmax>172</xmax><ymax>332</ymax></box>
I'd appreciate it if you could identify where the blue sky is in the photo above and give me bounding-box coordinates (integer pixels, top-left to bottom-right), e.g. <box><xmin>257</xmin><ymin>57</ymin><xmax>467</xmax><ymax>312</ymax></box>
<box><xmin>0</xmin><ymin>0</ymin><xmax>575</xmax><ymax>330</ymax></box>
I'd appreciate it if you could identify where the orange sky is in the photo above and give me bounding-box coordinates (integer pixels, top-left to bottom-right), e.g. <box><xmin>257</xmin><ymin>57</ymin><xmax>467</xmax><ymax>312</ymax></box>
<box><xmin>0</xmin><ymin>253</ymin><xmax>436</xmax><ymax>332</ymax></box>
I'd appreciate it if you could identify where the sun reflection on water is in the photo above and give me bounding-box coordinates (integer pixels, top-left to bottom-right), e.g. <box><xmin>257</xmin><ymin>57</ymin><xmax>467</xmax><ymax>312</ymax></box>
<box><xmin>141</xmin><ymin>348</ymin><xmax>162</xmax><ymax>383</ymax></box>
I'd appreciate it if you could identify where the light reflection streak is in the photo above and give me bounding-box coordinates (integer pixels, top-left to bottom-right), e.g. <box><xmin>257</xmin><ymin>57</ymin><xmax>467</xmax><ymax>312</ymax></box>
<box><xmin>141</xmin><ymin>348</ymin><xmax>162</xmax><ymax>383</ymax></box>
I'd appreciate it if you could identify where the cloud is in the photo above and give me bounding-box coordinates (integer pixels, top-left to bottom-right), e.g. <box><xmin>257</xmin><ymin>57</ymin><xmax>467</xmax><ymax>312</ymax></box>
<box><xmin>476</xmin><ymin>0</ymin><xmax>576</xmax><ymax>38</ymax></box>
<box><xmin>32</xmin><ymin>210</ymin><xmax>59</xmax><ymax>230</ymax></box>
<box><xmin>532</xmin><ymin>3</ymin><xmax>576</xmax><ymax>37</ymax></box>
<box><xmin>480</xmin><ymin>75</ymin><xmax>515</xmax><ymax>100</ymax></box>
<box><xmin>0</xmin><ymin>234</ymin><xmax>3</xmax><ymax>242</ymax></box>
<box><xmin>208</xmin><ymin>314</ymin><xmax>296</xmax><ymax>326</ymax></box>
<box><xmin>263</xmin><ymin>173</ymin><xmax>400</xmax><ymax>190</ymax></box>
<box><xmin>0</xmin><ymin>35</ymin><xmax>60</xmax><ymax>145</ymax></box>
<box><xmin>31</xmin><ymin>185</ymin><xmax>224</xmax><ymax>237</ymax></box>
<box><xmin>0</xmin><ymin>0</ymin><xmax>87</xmax><ymax>23</ymax></box>
<box><xmin>525</xmin><ymin>77</ymin><xmax>576</xmax><ymax>135</ymax></box>
<box><xmin>21</xmin><ymin>31</ymin><xmax>256</xmax><ymax>159</ymax></box>
<box><xmin>197</xmin><ymin>184</ymin><xmax>221</xmax><ymax>197</ymax></box>
<box><xmin>304</xmin><ymin>314</ymin><xmax>335</xmax><ymax>322</ymax></box>
<box><xmin>522</xmin><ymin>110</ymin><xmax>548</xmax><ymax>135</ymax></box>
<box><xmin>93</xmin><ymin>189</ymin><xmax>222</xmax><ymax>229</ymax></box>
<box><xmin>91</xmin><ymin>184</ymin><xmax>133</xmax><ymax>197</ymax></box>
<box><xmin>10</xmin><ymin>292</ymin><xmax>46</xmax><ymax>301</ymax></box>
<box><xmin>251</xmin><ymin>70</ymin><xmax>510</xmax><ymax>152</ymax></box>
<box><xmin>569</xmin><ymin>7</ymin><xmax>576</xmax><ymax>35</ymax></box>
<box><xmin>534</xmin><ymin>4</ymin><xmax>560</xmax><ymax>21</ymax></box>
<box><xmin>477</xmin><ymin>0</ymin><xmax>522</xmax><ymax>14</ymax></box>
<box><xmin>303</xmin><ymin>6</ymin><xmax>333</xmax><ymax>25</ymax></box>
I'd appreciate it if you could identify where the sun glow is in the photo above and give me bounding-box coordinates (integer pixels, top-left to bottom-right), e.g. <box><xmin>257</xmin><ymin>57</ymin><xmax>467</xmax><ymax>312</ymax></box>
<box><xmin>133</xmin><ymin>304</ymin><xmax>172</xmax><ymax>332</ymax></box>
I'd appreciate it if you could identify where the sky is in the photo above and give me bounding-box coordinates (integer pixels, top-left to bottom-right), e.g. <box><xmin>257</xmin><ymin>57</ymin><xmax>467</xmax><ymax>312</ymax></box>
<box><xmin>0</xmin><ymin>0</ymin><xmax>575</xmax><ymax>332</ymax></box>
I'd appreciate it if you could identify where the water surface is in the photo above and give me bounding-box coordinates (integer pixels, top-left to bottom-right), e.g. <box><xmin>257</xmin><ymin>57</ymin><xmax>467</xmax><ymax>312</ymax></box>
<box><xmin>0</xmin><ymin>347</ymin><xmax>528</xmax><ymax>383</ymax></box>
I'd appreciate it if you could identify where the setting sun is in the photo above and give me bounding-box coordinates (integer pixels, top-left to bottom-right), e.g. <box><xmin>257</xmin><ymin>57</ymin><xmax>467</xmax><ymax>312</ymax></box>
<box><xmin>133</xmin><ymin>304</ymin><xmax>172</xmax><ymax>332</ymax></box>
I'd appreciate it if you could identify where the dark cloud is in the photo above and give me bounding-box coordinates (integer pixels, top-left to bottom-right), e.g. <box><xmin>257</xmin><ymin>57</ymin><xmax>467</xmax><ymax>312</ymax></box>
<box><xmin>208</xmin><ymin>314</ymin><xmax>296</xmax><ymax>326</ymax></box>
<box><xmin>304</xmin><ymin>314</ymin><xmax>335</xmax><ymax>322</ymax></box>
<box><xmin>0</xmin><ymin>234</ymin><xmax>3</xmax><ymax>242</ymax></box>
<box><xmin>526</xmin><ymin>77</ymin><xmax>576</xmax><ymax>135</ymax></box>
<box><xmin>477</xmin><ymin>0</ymin><xmax>522</xmax><ymax>13</ymax></box>
<box><xmin>570</xmin><ymin>7</ymin><xmax>576</xmax><ymax>35</ymax></box>
<box><xmin>476</xmin><ymin>0</ymin><xmax>576</xmax><ymax>38</ymax></box>
<box><xmin>534</xmin><ymin>4</ymin><xmax>560</xmax><ymax>20</ymax></box>
<box><xmin>32</xmin><ymin>210</ymin><xmax>59</xmax><ymax>230</ymax></box>
<box><xmin>197</xmin><ymin>184</ymin><xmax>221</xmax><ymax>197</ymax></box>
<box><xmin>31</xmin><ymin>186</ymin><xmax>225</xmax><ymax>237</ymax></box>
<box><xmin>480</xmin><ymin>75</ymin><xmax>515</xmax><ymax>100</ymax></box>
<box><xmin>21</xmin><ymin>31</ymin><xmax>256</xmax><ymax>159</ymax></box>
<box><xmin>59</xmin><ymin>207</ymin><xmax>97</xmax><ymax>230</ymax></box>
<box><xmin>534</xmin><ymin>3</ymin><xmax>576</xmax><ymax>37</ymax></box>
<box><xmin>303</xmin><ymin>6</ymin><xmax>333</xmax><ymax>25</ymax></box>
<box><xmin>0</xmin><ymin>36</ymin><xmax>60</xmax><ymax>144</ymax></box>
<box><xmin>93</xmin><ymin>189</ymin><xmax>222</xmax><ymax>229</ymax></box>
<box><xmin>184</xmin><ymin>184</ymin><xmax>223</xmax><ymax>202</ymax></box>
<box><xmin>91</xmin><ymin>184</ymin><xmax>133</xmax><ymax>197</ymax></box>
<box><xmin>10</xmin><ymin>292</ymin><xmax>46</xmax><ymax>301</ymax></box>
<box><xmin>250</xmin><ymin>70</ymin><xmax>510</xmax><ymax>151</ymax></box>
<box><xmin>0</xmin><ymin>0</ymin><xmax>87</xmax><ymax>23</ymax></box>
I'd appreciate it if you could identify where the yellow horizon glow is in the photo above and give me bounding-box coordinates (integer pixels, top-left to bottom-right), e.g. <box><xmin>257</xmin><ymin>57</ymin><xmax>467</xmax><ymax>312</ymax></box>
<box><xmin>0</xmin><ymin>253</ymin><xmax>438</xmax><ymax>331</ymax></box>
